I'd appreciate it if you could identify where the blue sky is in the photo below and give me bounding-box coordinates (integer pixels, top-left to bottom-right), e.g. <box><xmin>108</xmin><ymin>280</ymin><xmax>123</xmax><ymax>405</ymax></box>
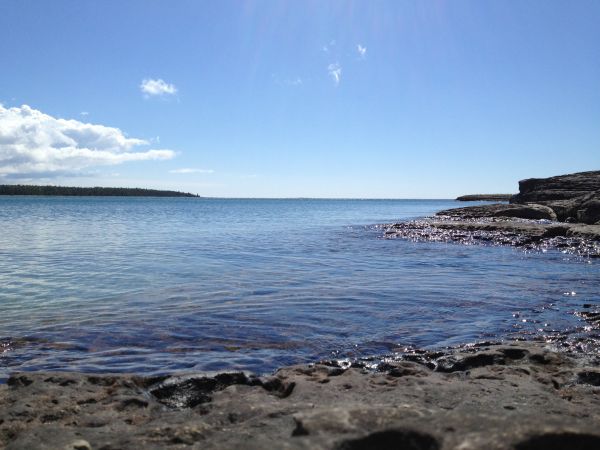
<box><xmin>1</xmin><ymin>0</ymin><xmax>599</xmax><ymax>197</ymax></box>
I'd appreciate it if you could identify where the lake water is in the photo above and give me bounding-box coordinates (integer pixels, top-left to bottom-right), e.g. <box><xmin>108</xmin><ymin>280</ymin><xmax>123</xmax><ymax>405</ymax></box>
<box><xmin>1</xmin><ymin>197</ymin><xmax>598</xmax><ymax>380</ymax></box>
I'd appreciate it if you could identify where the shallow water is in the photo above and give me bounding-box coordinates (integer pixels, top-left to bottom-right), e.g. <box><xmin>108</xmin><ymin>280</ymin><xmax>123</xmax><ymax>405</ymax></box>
<box><xmin>1</xmin><ymin>197</ymin><xmax>598</xmax><ymax>380</ymax></box>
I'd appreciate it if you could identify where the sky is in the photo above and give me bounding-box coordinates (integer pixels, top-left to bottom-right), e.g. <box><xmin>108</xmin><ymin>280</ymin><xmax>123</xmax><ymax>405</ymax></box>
<box><xmin>0</xmin><ymin>0</ymin><xmax>599</xmax><ymax>198</ymax></box>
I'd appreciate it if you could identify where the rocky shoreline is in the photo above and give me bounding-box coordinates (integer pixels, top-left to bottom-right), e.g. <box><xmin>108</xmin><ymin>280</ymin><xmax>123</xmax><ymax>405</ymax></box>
<box><xmin>383</xmin><ymin>217</ymin><xmax>600</xmax><ymax>257</ymax></box>
<box><xmin>3</xmin><ymin>170</ymin><xmax>600</xmax><ymax>450</ymax></box>
<box><xmin>385</xmin><ymin>171</ymin><xmax>600</xmax><ymax>257</ymax></box>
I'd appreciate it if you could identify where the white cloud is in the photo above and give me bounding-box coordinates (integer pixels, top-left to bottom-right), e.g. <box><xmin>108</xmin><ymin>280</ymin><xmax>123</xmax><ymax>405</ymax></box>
<box><xmin>286</xmin><ymin>77</ymin><xmax>303</xmax><ymax>86</ymax></box>
<box><xmin>272</xmin><ymin>74</ymin><xmax>303</xmax><ymax>87</ymax></box>
<box><xmin>0</xmin><ymin>104</ymin><xmax>175</xmax><ymax>178</ymax></box>
<box><xmin>169</xmin><ymin>168</ymin><xmax>214</xmax><ymax>174</ymax></box>
<box><xmin>322</xmin><ymin>40</ymin><xmax>336</xmax><ymax>52</ymax></box>
<box><xmin>80</xmin><ymin>111</ymin><xmax>89</xmax><ymax>116</ymax></box>
<box><xmin>357</xmin><ymin>44</ymin><xmax>367</xmax><ymax>58</ymax></box>
<box><xmin>327</xmin><ymin>63</ymin><xmax>342</xmax><ymax>86</ymax></box>
<box><xmin>140</xmin><ymin>78</ymin><xmax>177</xmax><ymax>97</ymax></box>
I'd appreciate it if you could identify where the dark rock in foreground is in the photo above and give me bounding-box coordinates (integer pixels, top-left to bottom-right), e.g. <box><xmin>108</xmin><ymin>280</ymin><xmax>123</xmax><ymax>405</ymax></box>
<box><xmin>3</xmin><ymin>341</ymin><xmax>600</xmax><ymax>449</ymax></box>
<box><xmin>456</xmin><ymin>194</ymin><xmax>513</xmax><ymax>202</ymax></box>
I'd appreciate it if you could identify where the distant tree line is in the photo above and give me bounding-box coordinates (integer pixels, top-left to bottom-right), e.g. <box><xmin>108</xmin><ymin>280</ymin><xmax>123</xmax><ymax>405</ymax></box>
<box><xmin>0</xmin><ymin>185</ymin><xmax>199</xmax><ymax>197</ymax></box>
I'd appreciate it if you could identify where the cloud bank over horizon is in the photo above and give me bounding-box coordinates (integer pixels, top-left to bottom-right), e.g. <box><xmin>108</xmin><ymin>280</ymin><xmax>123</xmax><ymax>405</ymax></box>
<box><xmin>0</xmin><ymin>104</ymin><xmax>175</xmax><ymax>178</ymax></box>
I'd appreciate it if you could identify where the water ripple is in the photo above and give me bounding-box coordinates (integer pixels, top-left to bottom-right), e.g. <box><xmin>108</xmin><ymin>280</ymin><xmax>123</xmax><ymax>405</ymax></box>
<box><xmin>0</xmin><ymin>197</ymin><xmax>598</xmax><ymax>380</ymax></box>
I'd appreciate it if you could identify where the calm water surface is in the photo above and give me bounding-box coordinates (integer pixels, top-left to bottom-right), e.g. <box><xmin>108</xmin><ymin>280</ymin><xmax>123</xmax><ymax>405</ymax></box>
<box><xmin>1</xmin><ymin>197</ymin><xmax>598</xmax><ymax>380</ymax></box>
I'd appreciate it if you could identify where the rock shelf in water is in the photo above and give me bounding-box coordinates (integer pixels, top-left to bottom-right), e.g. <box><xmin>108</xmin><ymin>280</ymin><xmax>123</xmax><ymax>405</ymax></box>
<box><xmin>385</xmin><ymin>171</ymin><xmax>600</xmax><ymax>257</ymax></box>
<box><xmin>384</xmin><ymin>217</ymin><xmax>600</xmax><ymax>257</ymax></box>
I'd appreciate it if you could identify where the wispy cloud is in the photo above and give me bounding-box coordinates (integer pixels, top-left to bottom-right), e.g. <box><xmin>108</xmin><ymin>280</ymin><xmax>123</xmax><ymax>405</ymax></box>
<box><xmin>169</xmin><ymin>168</ymin><xmax>214</xmax><ymax>174</ymax></box>
<box><xmin>357</xmin><ymin>44</ymin><xmax>367</xmax><ymax>58</ymax></box>
<box><xmin>140</xmin><ymin>78</ymin><xmax>178</xmax><ymax>97</ymax></box>
<box><xmin>285</xmin><ymin>77</ymin><xmax>303</xmax><ymax>86</ymax></box>
<box><xmin>327</xmin><ymin>63</ymin><xmax>342</xmax><ymax>86</ymax></box>
<box><xmin>80</xmin><ymin>111</ymin><xmax>89</xmax><ymax>116</ymax></box>
<box><xmin>272</xmin><ymin>74</ymin><xmax>303</xmax><ymax>87</ymax></box>
<box><xmin>0</xmin><ymin>104</ymin><xmax>175</xmax><ymax>178</ymax></box>
<box><xmin>322</xmin><ymin>40</ymin><xmax>336</xmax><ymax>52</ymax></box>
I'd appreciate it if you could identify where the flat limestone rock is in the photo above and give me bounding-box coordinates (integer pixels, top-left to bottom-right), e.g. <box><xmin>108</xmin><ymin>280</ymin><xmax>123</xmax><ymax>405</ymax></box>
<box><xmin>385</xmin><ymin>218</ymin><xmax>600</xmax><ymax>257</ymax></box>
<box><xmin>413</xmin><ymin>172</ymin><xmax>600</xmax><ymax>253</ymax></box>
<box><xmin>568</xmin><ymin>224</ymin><xmax>600</xmax><ymax>239</ymax></box>
<box><xmin>456</xmin><ymin>194</ymin><xmax>513</xmax><ymax>202</ymax></box>
<box><xmin>437</xmin><ymin>204</ymin><xmax>557</xmax><ymax>221</ymax></box>
<box><xmin>2</xmin><ymin>342</ymin><xmax>600</xmax><ymax>449</ymax></box>
<box><xmin>396</xmin><ymin>218</ymin><xmax>600</xmax><ymax>241</ymax></box>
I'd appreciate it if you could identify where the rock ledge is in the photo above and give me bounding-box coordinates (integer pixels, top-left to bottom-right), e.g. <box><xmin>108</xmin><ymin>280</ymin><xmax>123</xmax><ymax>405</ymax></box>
<box><xmin>3</xmin><ymin>341</ymin><xmax>600</xmax><ymax>449</ymax></box>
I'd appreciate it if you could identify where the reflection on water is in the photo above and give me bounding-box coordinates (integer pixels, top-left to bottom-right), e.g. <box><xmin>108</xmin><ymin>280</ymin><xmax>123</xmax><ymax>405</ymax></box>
<box><xmin>0</xmin><ymin>197</ymin><xmax>598</xmax><ymax>380</ymax></box>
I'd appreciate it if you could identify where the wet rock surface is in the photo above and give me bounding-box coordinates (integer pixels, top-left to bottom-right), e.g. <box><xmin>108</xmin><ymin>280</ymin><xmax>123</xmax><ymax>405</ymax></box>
<box><xmin>384</xmin><ymin>172</ymin><xmax>600</xmax><ymax>256</ymax></box>
<box><xmin>2</xmin><ymin>340</ymin><xmax>600</xmax><ymax>450</ymax></box>
<box><xmin>383</xmin><ymin>217</ymin><xmax>600</xmax><ymax>257</ymax></box>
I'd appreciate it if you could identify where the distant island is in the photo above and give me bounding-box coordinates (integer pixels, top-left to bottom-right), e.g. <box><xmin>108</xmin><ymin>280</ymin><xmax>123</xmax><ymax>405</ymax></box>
<box><xmin>0</xmin><ymin>185</ymin><xmax>199</xmax><ymax>197</ymax></box>
<box><xmin>456</xmin><ymin>194</ymin><xmax>513</xmax><ymax>201</ymax></box>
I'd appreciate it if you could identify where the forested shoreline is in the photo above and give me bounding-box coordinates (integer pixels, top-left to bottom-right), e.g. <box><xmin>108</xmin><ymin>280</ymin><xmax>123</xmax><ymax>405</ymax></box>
<box><xmin>0</xmin><ymin>185</ymin><xmax>199</xmax><ymax>197</ymax></box>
